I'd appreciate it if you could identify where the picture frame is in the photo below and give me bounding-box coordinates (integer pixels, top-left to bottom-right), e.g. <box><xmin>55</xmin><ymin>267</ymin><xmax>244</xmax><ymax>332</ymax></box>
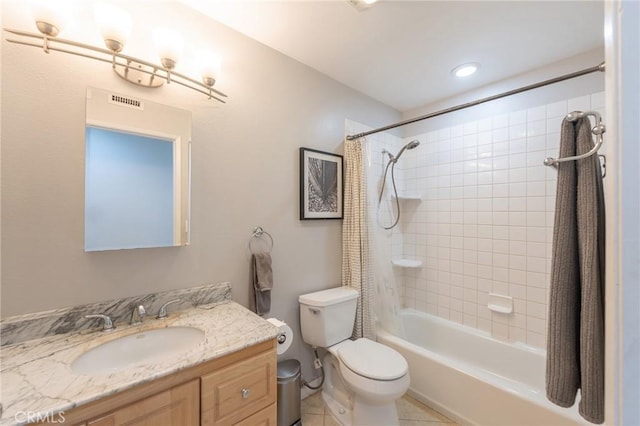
<box><xmin>299</xmin><ymin>147</ymin><xmax>343</xmax><ymax>220</ymax></box>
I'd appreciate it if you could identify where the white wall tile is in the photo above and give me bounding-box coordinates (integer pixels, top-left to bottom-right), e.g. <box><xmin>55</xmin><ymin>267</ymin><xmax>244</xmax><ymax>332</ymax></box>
<box><xmin>393</xmin><ymin>94</ymin><xmax>601</xmax><ymax>350</ymax></box>
<box><xmin>463</xmin><ymin>121</ymin><xmax>478</xmax><ymax>135</ymax></box>
<box><xmin>510</xmin><ymin>269</ymin><xmax>527</xmax><ymax>285</ymax></box>
<box><xmin>527</xmin><ymin>105</ymin><xmax>546</xmax><ymax>122</ymax></box>
<box><xmin>493</xmin><ymin>128</ymin><xmax>509</xmax><ymax>143</ymax></box>
<box><xmin>509</xmin><ymin>255</ymin><xmax>527</xmax><ymax>271</ymax></box>
<box><xmin>478</xmin><ymin>131</ymin><xmax>492</xmax><ymax>145</ymax></box>
<box><xmin>492</xmin><ymin>322</ymin><xmax>510</xmax><ymax>340</ymax></box>
<box><xmin>464</xmin><ymin>134</ymin><xmax>478</xmax><ymax>147</ymax></box>
<box><xmin>526</xmin><ymin>331</ymin><xmax>546</xmax><ymax>348</ymax></box>
<box><xmin>546</xmin><ymin>100</ymin><xmax>567</xmax><ymax>118</ymax></box>
<box><xmin>509</xmin><ymin>110</ymin><xmax>527</xmax><ymax>125</ymax></box>
<box><xmin>591</xmin><ymin>91</ymin><xmax>605</xmax><ymax>109</ymax></box>
<box><xmin>492</xmin><ymin>113</ymin><xmax>509</xmax><ymax>129</ymax></box>
<box><xmin>509</xmin><ymin>168</ymin><xmax>526</xmax><ymax>183</ymax></box>
<box><xmin>527</xmin><ymin>120</ymin><xmax>546</xmax><ymax>137</ymax></box>
<box><xmin>510</xmin><ymin>137</ymin><xmax>527</xmax><ymax>153</ymax></box>
<box><xmin>568</xmin><ymin>95</ymin><xmax>591</xmax><ymax>112</ymax></box>
<box><xmin>438</xmin><ymin>128</ymin><xmax>451</xmax><ymax>140</ymax></box>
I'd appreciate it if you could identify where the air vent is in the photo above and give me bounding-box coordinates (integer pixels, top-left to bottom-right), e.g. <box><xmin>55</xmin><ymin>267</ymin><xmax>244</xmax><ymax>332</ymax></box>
<box><xmin>108</xmin><ymin>93</ymin><xmax>144</xmax><ymax>110</ymax></box>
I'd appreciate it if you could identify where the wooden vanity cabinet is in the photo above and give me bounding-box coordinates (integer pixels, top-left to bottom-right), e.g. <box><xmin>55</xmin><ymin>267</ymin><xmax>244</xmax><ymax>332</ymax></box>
<box><xmin>86</xmin><ymin>379</ymin><xmax>199</xmax><ymax>426</ymax></box>
<box><xmin>201</xmin><ymin>349</ymin><xmax>276</xmax><ymax>425</ymax></box>
<box><xmin>47</xmin><ymin>339</ymin><xmax>276</xmax><ymax>426</ymax></box>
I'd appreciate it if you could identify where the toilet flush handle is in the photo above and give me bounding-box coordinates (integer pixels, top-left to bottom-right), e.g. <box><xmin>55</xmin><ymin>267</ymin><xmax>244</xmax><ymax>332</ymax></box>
<box><xmin>308</xmin><ymin>307</ymin><xmax>320</xmax><ymax>315</ymax></box>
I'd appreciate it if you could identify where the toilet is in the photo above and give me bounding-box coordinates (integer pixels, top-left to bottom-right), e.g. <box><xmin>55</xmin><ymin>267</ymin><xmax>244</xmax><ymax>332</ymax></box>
<box><xmin>299</xmin><ymin>287</ymin><xmax>410</xmax><ymax>426</ymax></box>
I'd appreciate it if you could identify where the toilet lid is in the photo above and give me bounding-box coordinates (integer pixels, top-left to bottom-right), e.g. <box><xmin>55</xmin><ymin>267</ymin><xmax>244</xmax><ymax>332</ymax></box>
<box><xmin>337</xmin><ymin>339</ymin><xmax>408</xmax><ymax>381</ymax></box>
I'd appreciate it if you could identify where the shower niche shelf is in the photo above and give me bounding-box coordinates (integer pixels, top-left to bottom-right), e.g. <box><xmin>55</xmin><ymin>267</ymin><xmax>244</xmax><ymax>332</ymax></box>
<box><xmin>393</xmin><ymin>193</ymin><xmax>422</xmax><ymax>201</ymax></box>
<box><xmin>391</xmin><ymin>259</ymin><xmax>423</xmax><ymax>268</ymax></box>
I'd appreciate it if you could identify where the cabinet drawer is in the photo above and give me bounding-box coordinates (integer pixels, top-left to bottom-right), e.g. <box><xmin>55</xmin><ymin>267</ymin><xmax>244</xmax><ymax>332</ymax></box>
<box><xmin>201</xmin><ymin>349</ymin><xmax>276</xmax><ymax>425</ymax></box>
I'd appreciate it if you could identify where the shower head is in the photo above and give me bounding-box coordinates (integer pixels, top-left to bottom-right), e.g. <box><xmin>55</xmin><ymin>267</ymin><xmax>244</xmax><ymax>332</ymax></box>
<box><xmin>406</xmin><ymin>140</ymin><xmax>420</xmax><ymax>150</ymax></box>
<box><xmin>392</xmin><ymin>140</ymin><xmax>420</xmax><ymax>163</ymax></box>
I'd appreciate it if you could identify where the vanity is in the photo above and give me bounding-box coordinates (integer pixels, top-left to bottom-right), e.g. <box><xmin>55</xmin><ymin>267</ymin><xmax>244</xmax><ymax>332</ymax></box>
<box><xmin>0</xmin><ymin>283</ymin><xmax>279</xmax><ymax>426</ymax></box>
<box><xmin>60</xmin><ymin>339</ymin><xmax>276</xmax><ymax>426</ymax></box>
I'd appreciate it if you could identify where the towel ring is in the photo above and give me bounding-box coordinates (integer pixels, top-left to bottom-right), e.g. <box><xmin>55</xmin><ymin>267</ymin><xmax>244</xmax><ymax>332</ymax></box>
<box><xmin>249</xmin><ymin>227</ymin><xmax>274</xmax><ymax>253</ymax></box>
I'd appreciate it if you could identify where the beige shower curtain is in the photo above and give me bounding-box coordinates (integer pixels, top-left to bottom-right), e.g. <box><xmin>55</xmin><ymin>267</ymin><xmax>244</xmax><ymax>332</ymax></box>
<box><xmin>342</xmin><ymin>138</ymin><xmax>375</xmax><ymax>340</ymax></box>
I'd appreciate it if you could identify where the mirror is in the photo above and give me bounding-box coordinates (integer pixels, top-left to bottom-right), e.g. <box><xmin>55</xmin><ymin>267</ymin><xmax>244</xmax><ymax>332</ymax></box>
<box><xmin>85</xmin><ymin>87</ymin><xmax>191</xmax><ymax>251</ymax></box>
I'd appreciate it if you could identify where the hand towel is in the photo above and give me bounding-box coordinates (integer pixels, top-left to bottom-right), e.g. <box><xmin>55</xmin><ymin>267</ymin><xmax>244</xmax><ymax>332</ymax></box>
<box><xmin>253</xmin><ymin>253</ymin><xmax>273</xmax><ymax>291</ymax></box>
<box><xmin>252</xmin><ymin>253</ymin><xmax>273</xmax><ymax>315</ymax></box>
<box><xmin>546</xmin><ymin>116</ymin><xmax>605</xmax><ymax>424</ymax></box>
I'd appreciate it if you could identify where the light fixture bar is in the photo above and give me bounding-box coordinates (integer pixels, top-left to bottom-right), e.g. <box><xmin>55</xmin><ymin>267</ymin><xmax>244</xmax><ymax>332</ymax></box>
<box><xmin>3</xmin><ymin>28</ymin><xmax>228</xmax><ymax>102</ymax></box>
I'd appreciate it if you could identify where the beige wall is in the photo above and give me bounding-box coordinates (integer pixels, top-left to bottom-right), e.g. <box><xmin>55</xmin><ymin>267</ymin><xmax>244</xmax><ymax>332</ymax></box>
<box><xmin>0</xmin><ymin>1</ymin><xmax>399</xmax><ymax>377</ymax></box>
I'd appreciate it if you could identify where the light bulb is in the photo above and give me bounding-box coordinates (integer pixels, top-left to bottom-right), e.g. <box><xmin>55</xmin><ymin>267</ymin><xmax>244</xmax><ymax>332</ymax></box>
<box><xmin>153</xmin><ymin>27</ymin><xmax>184</xmax><ymax>70</ymax></box>
<box><xmin>94</xmin><ymin>3</ymin><xmax>132</xmax><ymax>53</ymax></box>
<box><xmin>31</xmin><ymin>0</ymin><xmax>72</xmax><ymax>37</ymax></box>
<box><xmin>197</xmin><ymin>50</ymin><xmax>221</xmax><ymax>86</ymax></box>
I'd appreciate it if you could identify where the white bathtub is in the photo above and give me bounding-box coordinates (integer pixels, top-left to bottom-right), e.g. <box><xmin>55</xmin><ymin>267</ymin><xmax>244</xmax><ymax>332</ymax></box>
<box><xmin>377</xmin><ymin>309</ymin><xmax>584</xmax><ymax>426</ymax></box>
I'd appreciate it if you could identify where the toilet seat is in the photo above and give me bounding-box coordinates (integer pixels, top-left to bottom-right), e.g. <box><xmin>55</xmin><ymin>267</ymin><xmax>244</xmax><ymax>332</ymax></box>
<box><xmin>337</xmin><ymin>338</ymin><xmax>408</xmax><ymax>381</ymax></box>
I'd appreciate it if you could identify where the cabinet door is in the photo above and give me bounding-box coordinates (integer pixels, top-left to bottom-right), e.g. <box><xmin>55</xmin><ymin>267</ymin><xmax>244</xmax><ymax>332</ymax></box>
<box><xmin>87</xmin><ymin>379</ymin><xmax>199</xmax><ymax>426</ymax></box>
<box><xmin>201</xmin><ymin>350</ymin><xmax>276</xmax><ymax>425</ymax></box>
<box><xmin>234</xmin><ymin>403</ymin><xmax>276</xmax><ymax>426</ymax></box>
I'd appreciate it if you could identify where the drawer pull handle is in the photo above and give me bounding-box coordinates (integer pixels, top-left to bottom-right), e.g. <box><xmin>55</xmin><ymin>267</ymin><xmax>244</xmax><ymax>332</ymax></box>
<box><xmin>241</xmin><ymin>388</ymin><xmax>250</xmax><ymax>399</ymax></box>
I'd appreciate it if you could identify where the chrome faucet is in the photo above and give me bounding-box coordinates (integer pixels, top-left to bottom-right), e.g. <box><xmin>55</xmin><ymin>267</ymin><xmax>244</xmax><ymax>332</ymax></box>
<box><xmin>157</xmin><ymin>299</ymin><xmax>181</xmax><ymax>319</ymax></box>
<box><xmin>85</xmin><ymin>314</ymin><xmax>115</xmax><ymax>331</ymax></box>
<box><xmin>130</xmin><ymin>304</ymin><xmax>146</xmax><ymax>325</ymax></box>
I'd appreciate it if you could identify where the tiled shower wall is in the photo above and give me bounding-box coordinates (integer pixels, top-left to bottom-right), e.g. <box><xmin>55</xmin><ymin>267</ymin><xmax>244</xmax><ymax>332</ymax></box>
<box><xmin>395</xmin><ymin>91</ymin><xmax>605</xmax><ymax>348</ymax></box>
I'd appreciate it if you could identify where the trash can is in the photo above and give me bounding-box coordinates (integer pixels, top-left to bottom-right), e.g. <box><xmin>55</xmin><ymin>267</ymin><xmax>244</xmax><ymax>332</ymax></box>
<box><xmin>277</xmin><ymin>359</ymin><xmax>302</xmax><ymax>426</ymax></box>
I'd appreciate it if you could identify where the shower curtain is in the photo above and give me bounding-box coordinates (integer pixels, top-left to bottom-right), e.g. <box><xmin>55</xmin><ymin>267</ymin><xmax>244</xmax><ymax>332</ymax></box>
<box><xmin>367</xmin><ymin>139</ymin><xmax>405</xmax><ymax>336</ymax></box>
<box><xmin>342</xmin><ymin>138</ymin><xmax>375</xmax><ymax>340</ymax></box>
<box><xmin>342</xmin><ymin>134</ymin><xmax>405</xmax><ymax>339</ymax></box>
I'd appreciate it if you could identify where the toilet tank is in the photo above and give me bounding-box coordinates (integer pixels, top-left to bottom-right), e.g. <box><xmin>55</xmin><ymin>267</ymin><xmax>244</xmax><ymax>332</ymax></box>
<box><xmin>298</xmin><ymin>287</ymin><xmax>359</xmax><ymax>348</ymax></box>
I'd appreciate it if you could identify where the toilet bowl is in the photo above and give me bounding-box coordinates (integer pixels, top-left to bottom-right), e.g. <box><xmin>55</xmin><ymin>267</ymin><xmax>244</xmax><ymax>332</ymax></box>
<box><xmin>333</xmin><ymin>338</ymin><xmax>410</xmax><ymax>402</ymax></box>
<box><xmin>324</xmin><ymin>338</ymin><xmax>410</xmax><ymax>426</ymax></box>
<box><xmin>299</xmin><ymin>287</ymin><xmax>410</xmax><ymax>426</ymax></box>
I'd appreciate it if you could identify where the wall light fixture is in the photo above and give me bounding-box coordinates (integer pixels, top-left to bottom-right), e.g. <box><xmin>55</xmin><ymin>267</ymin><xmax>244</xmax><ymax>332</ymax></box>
<box><xmin>4</xmin><ymin>2</ymin><xmax>227</xmax><ymax>102</ymax></box>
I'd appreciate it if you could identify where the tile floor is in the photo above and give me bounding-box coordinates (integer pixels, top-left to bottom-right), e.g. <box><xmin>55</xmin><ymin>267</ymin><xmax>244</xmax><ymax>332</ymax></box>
<box><xmin>300</xmin><ymin>392</ymin><xmax>458</xmax><ymax>426</ymax></box>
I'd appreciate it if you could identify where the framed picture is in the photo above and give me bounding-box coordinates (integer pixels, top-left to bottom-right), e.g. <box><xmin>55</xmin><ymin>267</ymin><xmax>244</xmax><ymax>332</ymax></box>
<box><xmin>299</xmin><ymin>148</ymin><xmax>343</xmax><ymax>220</ymax></box>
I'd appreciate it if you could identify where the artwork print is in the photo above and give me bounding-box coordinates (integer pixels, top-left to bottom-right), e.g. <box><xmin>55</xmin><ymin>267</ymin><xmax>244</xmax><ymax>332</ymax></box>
<box><xmin>299</xmin><ymin>148</ymin><xmax>343</xmax><ymax>220</ymax></box>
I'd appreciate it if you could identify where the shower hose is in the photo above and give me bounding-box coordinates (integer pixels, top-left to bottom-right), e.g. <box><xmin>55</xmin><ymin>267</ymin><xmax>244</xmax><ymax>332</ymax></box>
<box><xmin>378</xmin><ymin>158</ymin><xmax>401</xmax><ymax>230</ymax></box>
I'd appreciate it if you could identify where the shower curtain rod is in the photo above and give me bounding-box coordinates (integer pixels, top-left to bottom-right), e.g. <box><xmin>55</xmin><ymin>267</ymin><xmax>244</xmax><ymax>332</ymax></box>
<box><xmin>346</xmin><ymin>62</ymin><xmax>606</xmax><ymax>141</ymax></box>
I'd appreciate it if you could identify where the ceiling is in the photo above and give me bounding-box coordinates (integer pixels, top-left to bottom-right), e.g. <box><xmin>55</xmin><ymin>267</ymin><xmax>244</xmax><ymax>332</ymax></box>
<box><xmin>180</xmin><ymin>0</ymin><xmax>604</xmax><ymax>112</ymax></box>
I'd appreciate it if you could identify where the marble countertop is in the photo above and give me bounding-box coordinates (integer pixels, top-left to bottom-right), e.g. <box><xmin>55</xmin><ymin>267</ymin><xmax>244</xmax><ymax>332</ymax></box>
<box><xmin>0</xmin><ymin>301</ymin><xmax>279</xmax><ymax>425</ymax></box>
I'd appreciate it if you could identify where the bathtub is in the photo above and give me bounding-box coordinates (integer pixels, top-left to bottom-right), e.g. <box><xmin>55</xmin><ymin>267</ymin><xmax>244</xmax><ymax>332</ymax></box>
<box><xmin>377</xmin><ymin>309</ymin><xmax>584</xmax><ymax>426</ymax></box>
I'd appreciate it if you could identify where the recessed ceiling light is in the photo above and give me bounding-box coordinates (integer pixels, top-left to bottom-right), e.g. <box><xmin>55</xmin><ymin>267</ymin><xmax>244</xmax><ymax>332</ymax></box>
<box><xmin>348</xmin><ymin>0</ymin><xmax>378</xmax><ymax>11</ymax></box>
<box><xmin>452</xmin><ymin>63</ymin><xmax>480</xmax><ymax>78</ymax></box>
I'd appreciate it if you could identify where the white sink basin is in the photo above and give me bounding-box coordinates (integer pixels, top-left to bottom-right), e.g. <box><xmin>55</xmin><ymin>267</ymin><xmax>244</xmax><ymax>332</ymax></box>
<box><xmin>71</xmin><ymin>326</ymin><xmax>205</xmax><ymax>375</ymax></box>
